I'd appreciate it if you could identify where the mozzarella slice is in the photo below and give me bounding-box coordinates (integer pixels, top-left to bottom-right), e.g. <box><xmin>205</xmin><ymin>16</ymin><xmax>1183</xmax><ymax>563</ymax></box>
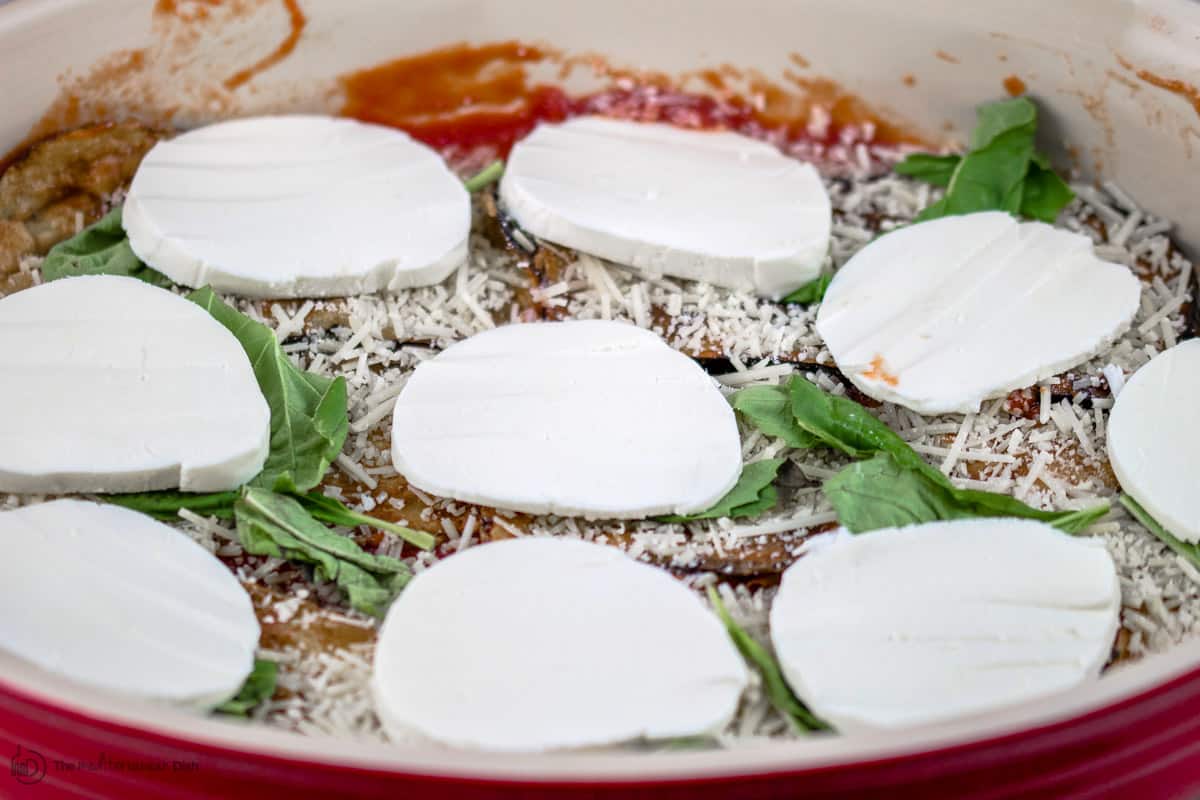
<box><xmin>373</xmin><ymin>537</ymin><xmax>747</xmax><ymax>751</ymax></box>
<box><xmin>815</xmin><ymin>211</ymin><xmax>1141</xmax><ymax>414</ymax></box>
<box><xmin>123</xmin><ymin>115</ymin><xmax>469</xmax><ymax>298</ymax></box>
<box><xmin>770</xmin><ymin>520</ymin><xmax>1120</xmax><ymax>732</ymax></box>
<box><xmin>0</xmin><ymin>500</ymin><xmax>259</xmax><ymax>708</ymax></box>
<box><xmin>0</xmin><ymin>275</ymin><xmax>269</xmax><ymax>493</ymax></box>
<box><xmin>390</xmin><ymin>320</ymin><xmax>741</xmax><ymax>519</ymax></box>
<box><xmin>1108</xmin><ymin>339</ymin><xmax>1200</xmax><ymax>542</ymax></box>
<box><xmin>500</xmin><ymin>116</ymin><xmax>831</xmax><ymax>298</ymax></box>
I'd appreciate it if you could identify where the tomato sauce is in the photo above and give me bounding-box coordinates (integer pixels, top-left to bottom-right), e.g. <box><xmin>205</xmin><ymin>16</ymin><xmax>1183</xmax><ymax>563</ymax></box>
<box><xmin>340</xmin><ymin>42</ymin><xmax>922</xmax><ymax>162</ymax></box>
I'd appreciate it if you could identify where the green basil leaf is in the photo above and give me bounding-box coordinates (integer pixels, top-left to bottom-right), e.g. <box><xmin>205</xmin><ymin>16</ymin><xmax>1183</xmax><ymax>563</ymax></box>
<box><xmin>770</xmin><ymin>376</ymin><xmax>1107</xmax><ymax>532</ymax></box>
<box><xmin>730</xmin><ymin>385</ymin><xmax>822</xmax><ymax>449</ymax></box>
<box><xmin>188</xmin><ymin>287</ymin><xmax>348</xmax><ymax>495</ymax></box>
<box><xmin>298</xmin><ymin>490</ymin><xmax>435</xmax><ymax>551</ymax></box>
<box><xmin>658</xmin><ymin>458</ymin><xmax>784</xmax><ymax>522</ymax></box>
<box><xmin>107</xmin><ymin>490</ymin><xmax>239</xmax><ymax>521</ymax></box>
<box><xmin>788</xmin><ymin>376</ymin><xmax>918</xmax><ymax>464</ymax></box>
<box><xmin>721</xmin><ymin>483</ymin><xmax>778</xmax><ymax>519</ymax></box>
<box><xmin>969</xmin><ymin>96</ymin><xmax>1038</xmax><ymax>150</ymax></box>
<box><xmin>825</xmin><ymin>451</ymin><xmax>1109</xmax><ymax>534</ymax></box>
<box><xmin>902</xmin><ymin>97</ymin><xmax>1073</xmax><ymax>224</ymax></box>
<box><xmin>463</xmin><ymin>160</ymin><xmax>504</xmax><ymax>193</ymax></box>
<box><xmin>41</xmin><ymin>208</ymin><xmax>173</xmax><ymax>287</ymax></box>
<box><xmin>1120</xmin><ymin>495</ymin><xmax>1200</xmax><ymax>569</ymax></box>
<box><xmin>706</xmin><ymin>586</ymin><xmax>828</xmax><ymax>733</ymax></box>
<box><xmin>235</xmin><ymin>488</ymin><xmax>410</xmax><ymax>616</ymax></box>
<box><xmin>893</xmin><ymin>153</ymin><xmax>960</xmax><ymax>187</ymax></box>
<box><xmin>824</xmin><ymin>452</ymin><xmax>974</xmax><ymax>531</ymax></box>
<box><xmin>781</xmin><ymin>274</ymin><xmax>831</xmax><ymax>305</ymax></box>
<box><xmin>942</xmin><ymin>478</ymin><xmax>1108</xmax><ymax>533</ymax></box>
<box><xmin>914</xmin><ymin>112</ymin><xmax>1033</xmax><ymax>222</ymax></box>
<box><xmin>214</xmin><ymin>659</ymin><xmax>277</xmax><ymax>716</ymax></box>
<box><xmin>1019</xmin><ymin>158</ymin><xmax>1076</xmax><ymax>223</ymax></box>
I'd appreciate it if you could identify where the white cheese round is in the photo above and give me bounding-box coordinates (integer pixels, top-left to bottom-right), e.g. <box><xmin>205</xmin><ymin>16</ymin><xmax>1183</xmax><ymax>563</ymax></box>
<box><xmin>0</xmin><ymin>500</ymin><xmax>259</xmax><ymax>708</ymax></box>
<box><xmin>390</xmin><ymin>320</ymin><xmax>741</xmax><ymax>519</ymax></box>
<box><xmin>373</xmin><ymin>537</ymin><xmax>747</xmax><ymax>751</ymax></box>
<box><xmin>1108</xmin><ymin>339</ymin><xmax>1200</xmax><ymax>542</ymax></box>
<box><xmin>815</xmin><ymin>211</ymin><xmax>1141</xmax><ymax>414</ymax></box>
<box><xmin>123</xmin><ymin>115</ymin><xmax>469</xmax><ymax>298</ymax></box>
<box><xmin>500</xmin><ymin>116</ymin><xmax>831</xmax><ymax>299</ymax></box>
<box><xmin>0</xmin><ymin>275</ymin><xmax>269</xmax><ymax>493</ymax></box>
<box><xmin>770</xmin><ymin>520</ymin><xmax>1120</xmax><ymax>732</ymax></box>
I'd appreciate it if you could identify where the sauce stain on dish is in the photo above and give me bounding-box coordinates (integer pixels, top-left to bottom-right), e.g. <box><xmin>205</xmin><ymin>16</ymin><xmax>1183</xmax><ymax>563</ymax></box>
<box><xmin>1117</xmin><ymin>55</ymin><xmax>1200</xmax><ymax>118</ymax></box>
<box><xmin>1003</xmin><ymin>75</ymin><xmax>1027</xmax><ymax>96</ymax></box>
<box><xmin>340</xmin><ymin>42</ymin><xmax>927</xmax><ymax>160</ymax></box>
<box><xmin>222</xmin><ymin>0</ymin><xmax>307</xmax><ymax>90</ymax></box>
<box><xmin>935</xmin><ymin>50</ymin><xmax>961</xmax><ymax>65</ymax></box>
<box><xmin>153</xmin><ymin>0</ymin><xmax>308</xmax><ymax>90</ymax></box>
<box><xmin>16</xmin><ymin>0</ymin><xmax>310</xmax><ymax>151</ymax></box>
<box><xmin>153</xmin><ymin>0</ymin><xmax>225</xmax><ymax>20</ymax></box>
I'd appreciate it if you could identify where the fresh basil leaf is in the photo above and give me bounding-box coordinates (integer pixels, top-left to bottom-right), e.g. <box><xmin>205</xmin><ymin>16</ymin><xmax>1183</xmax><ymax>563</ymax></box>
<box><xmin>1120</xmin><ymin>495</ymin><xmax>1200</xmax><ymax>569</ymax></box>
<box><xmin>788</xmin><ymin>376</ymin><xmax>918</xmax><ymax>464</ymax></box>
<box><xmin>463</xmin><ymin>160</ymin><xmax>504</xmax><ymax>193</ymax></box>
<box><xmin>969</xmin><ymin>96</ymin><xmax>1037</xmax><ymax>150</ymax></box>
<box><xmin>902</xmin><ymin>97</ymin><xmax>1073</xmax><ymax>224</ymax></box>
<box><xmin>235</xmin><ymin>488</ymin><xmax>410</xmax><ymax>616</ymax></box>
<box><xmin>298</xmin><ymin>490</ymin><xmax>435</xmax><ymax>550</ymax></box>
<box><xmin>659</xmin><ymin>458</ymin><xmax>784</xmax><ymax>522</ymax></box>
<box><xmin>943</xmin><ymin>478</ymin><xmax>1108</xmax><ymax>533</ymax></box>
<box><xmin>706</xmin><ymin>586</ymin><xmax>828</xmax><ymax>733</ymax></box>
<box><xmin>914</xmin><ymin>106</ymin><xmax>1034</xmax><ymax>222</ymax></box>
<box><xmin>773</xmin><ymin>376</ymin><xmax>1107</xmax><ymax>532</ymax></box>
<box><xmin>214</xmin><ymin>659</ymin><xmax>277</xmax><ymax>716</ymax></box>
<box><xmin>781</xmin><ymin>273</ymin><xmax>832</xmax><ymax>305</ymax></box>
<box><xmin>107</xmin><ymin>490</ymin><xmax>239</xmax><ymax>521</ymax></box>
<box><xmin>108</xmin><ymin>487</ymin><xmax>434</xmax><ymax>553</ymax></box>
<box><xmin>188</xmin><ymin>287</ymin><xmax>348</xmax><ymax>495</ymax></box>
<box><xmin>41</xmin><ymin>208</ymin><xmax>173</xmax><ymax>287</ymax></box>
<box><xmin>730</xmin><ymin>385</ymin><xmax>822</xmax><ymax>449</ymax></box>
<box><xmin>824</xmin><ymin>452</ymin><xmax>974</xmax><ymax>531</ymax></box>
<box><xmin>825</xmin><ymin>451</ymin><xmax>1108</xmax><ymax>534</ymax></box>
<box><xmin>893</xmin><ymin>153</ymin><xmax>960</xmax><ymax>187</ymax></box>
<box><xmin>1019</xmin><ymin>157</ymin><xmax>1075</xmax><ymax>223</ymax></box>
<box><xmin>720</xmin><ymin>482</ymin><xmax>778</xmax><ymax>519</ymax></box>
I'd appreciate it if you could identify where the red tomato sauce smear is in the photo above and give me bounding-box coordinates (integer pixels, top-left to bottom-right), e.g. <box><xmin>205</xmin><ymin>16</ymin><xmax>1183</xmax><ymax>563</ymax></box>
<box><xmin>339</xmin><ymin>42</ymin><xmax>922</xmax><ymax>165</ymax></box>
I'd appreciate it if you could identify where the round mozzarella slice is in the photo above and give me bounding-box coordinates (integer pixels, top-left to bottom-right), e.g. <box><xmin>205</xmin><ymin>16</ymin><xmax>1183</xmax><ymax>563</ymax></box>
<box><xmin>390</xmin><ymin>320</ymin><xmax>741</xmax><ymax>519</ymax></box>
<box><xmin>500</xmin><ymin>116</ymin><xmax>831</xmax><ymax>298</ymax></box>
<box><xmin>0</xmin><ymin>500</ymin><xmax>259</xmax><ymax>708</ymax></box>
<box><xmin>373</xmin><ymin>537</ymin><xmax>747</xmax><ymax>751</ymax></box>
<box><xmin>770</xmin><ymin>520</ymin><xmax>1120</xmax><ymax>732</ymax></box>
<box><xmin>0</xmin><ymin>275</ymin><xmax>269</xmax><ymax>493</ymax></box>
<box><xmin>123</xmin><ymin>115</ymin><xmax>469</xmax><ymax>298</ymax></box>
<box><xmin>815</xmin><ymin>211</ymin><xmax>1141</xmax><ymax>414</ymax></box>
<box><xmin>1108</xmin><ymin>339</ymin><xmax>1200</xmax><ymax>542</ymax></box>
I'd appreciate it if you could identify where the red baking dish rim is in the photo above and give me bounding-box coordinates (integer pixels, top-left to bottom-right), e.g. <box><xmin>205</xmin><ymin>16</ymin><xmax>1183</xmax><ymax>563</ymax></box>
<box><xmin>4</xmin><ymin>653</ymin><xmax>1200</xmax><ymax>799</ymax></box>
